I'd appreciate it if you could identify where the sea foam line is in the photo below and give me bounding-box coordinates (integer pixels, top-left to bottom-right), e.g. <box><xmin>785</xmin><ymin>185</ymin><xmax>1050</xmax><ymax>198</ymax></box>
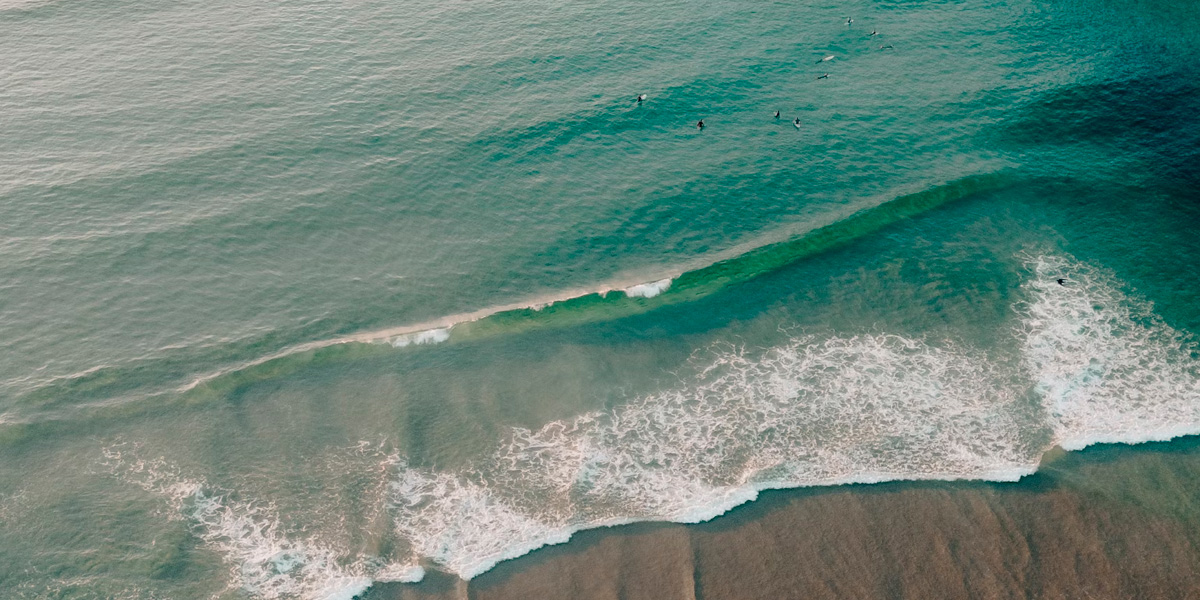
<box><xmin>117</xmin><ymin>251</ymin><xmax>1200</xmax><ymax>598</ymax></box>
<box><xmin>380</xmin><ymin>252</ymin><xmax>1200</xmax><ymax>582</ymax></box>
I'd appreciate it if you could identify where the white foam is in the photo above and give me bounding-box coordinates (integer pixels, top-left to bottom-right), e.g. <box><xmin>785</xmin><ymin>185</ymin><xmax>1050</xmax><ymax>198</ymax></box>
<box><xmin>389</xmin><ymin>328</ymin><xmax>450</xmax><ymax>348</ymax></box>
<box><xmin>389</xmin><ymin>462</ymin><xmax>579</xmax><ymax>580</ymax></box>
<box><xmin>102</xmin><ymin>445</ymin><xmax>377</xmax><ymax>600</ymax></box>
<box><xmin>373</xmin><ymin>253</ymin><xmax>1200</xmax><ymax>581</ymax></box>
<box><xmin>386</xmin><ymin>330</ymin><xmax>1034</xmax><ymax>579</ymax></box>
<box><xmin>373</xmin><ymin>564</ymin><xmax>426</xmax><ymax>583</ymax></box>
<box><xmin>115</xmin><ymin>252</ymin><xmax>1200</xmax><ymax>588</ymax></box>
<box><xmin>1020</xmin><ymin>255</ymin><xmax>1200</xmax><ymax>451</ymax></box>
<box><xmin>623</xmin><ymin>278</ymin><xmax>673</xmax><ymax>298</ymax></box>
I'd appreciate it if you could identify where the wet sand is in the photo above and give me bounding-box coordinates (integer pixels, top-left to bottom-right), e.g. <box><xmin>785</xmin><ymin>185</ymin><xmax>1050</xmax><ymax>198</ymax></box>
<box><xmin>370</xmin><ymin>438</ymin><xmax>1200</xmax><ymax>600</ymax></box>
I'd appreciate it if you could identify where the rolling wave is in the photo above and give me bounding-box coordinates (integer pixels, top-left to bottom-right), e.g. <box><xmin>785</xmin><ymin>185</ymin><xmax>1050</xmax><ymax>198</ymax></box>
<box><xmin>3</xmin><ymin>172</ymin><xmax>1014</xmax><ymax>422</ymax></box>
<box><xmin>107</xmin><ymin>252</ymin><xmax>1200</xmax><ymax>599</ymax></box>
<box><xmin>172</xmin><ymin>171</ymin><xmax>1016</xmax><ymax>401</ymax></box>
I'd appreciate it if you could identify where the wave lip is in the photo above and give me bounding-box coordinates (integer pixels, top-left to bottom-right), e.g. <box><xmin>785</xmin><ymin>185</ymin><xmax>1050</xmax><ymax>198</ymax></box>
<box><xmin>388</xmin><ymin>328</ymin><xmax>450</xmax><ymax>348</ymax></box>
<box><xmin>623</xmin><ymin>278</ymin><xmax>672</xmax><ymax>298</ymax></box>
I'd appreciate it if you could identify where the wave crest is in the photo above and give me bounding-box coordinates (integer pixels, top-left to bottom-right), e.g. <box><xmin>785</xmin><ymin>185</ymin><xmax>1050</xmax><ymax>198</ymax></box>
<box><xmin>107</xmin><ymin>252</ymin><xmax>1200</xmax><ymax>596</ymax></box>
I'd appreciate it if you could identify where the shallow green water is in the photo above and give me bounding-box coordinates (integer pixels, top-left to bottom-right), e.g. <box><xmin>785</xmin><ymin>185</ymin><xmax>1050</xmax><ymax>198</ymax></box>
<box><xmin>2</xmin><ymin>0</ymin><xmax>1199</xmax><ymax>597</ymax></box>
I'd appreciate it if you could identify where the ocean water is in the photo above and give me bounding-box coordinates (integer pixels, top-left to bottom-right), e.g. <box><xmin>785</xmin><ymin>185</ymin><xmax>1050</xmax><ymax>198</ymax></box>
<box><xmin>2</xmin><ymin>0</ymin><xmax>1200</xmax><ymax>597</ymax></box>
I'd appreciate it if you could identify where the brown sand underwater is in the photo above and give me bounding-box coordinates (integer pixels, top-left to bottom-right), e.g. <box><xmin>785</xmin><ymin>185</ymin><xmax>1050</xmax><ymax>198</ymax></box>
<box><xmin>369</xmin><ymin>438</ymin><xmax>1200</xmax><ymax>600</ymax></box>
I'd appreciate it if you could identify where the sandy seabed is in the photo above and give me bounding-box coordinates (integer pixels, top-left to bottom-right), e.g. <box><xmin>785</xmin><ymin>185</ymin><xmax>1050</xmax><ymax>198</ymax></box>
<box><xmin>369</xmin><ymin>438</ymin><xmax>1200</xmax><ymax>600</ymax></box>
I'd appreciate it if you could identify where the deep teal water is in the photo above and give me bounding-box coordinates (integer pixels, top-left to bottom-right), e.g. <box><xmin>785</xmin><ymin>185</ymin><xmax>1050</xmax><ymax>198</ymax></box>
<box><xmin>2</xmin><ymin>0</ymin><xmax>1199</xmax><ymax>597</ymax></box>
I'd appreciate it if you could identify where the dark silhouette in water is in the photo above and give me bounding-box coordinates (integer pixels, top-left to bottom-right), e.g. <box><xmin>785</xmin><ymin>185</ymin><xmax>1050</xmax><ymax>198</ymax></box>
<box><xmin>696</xmin><ymin>119</ymin><xmax>705</xmax><ymax>129</ymax></box>
<box><xmin>793</xmin><ymin>118</ymin><xmax>802</xmax><ymax>129</ymax></box>
<box><xmin>1057</xmin><ymin>278</ymin><xmax>1068</xmax><ymax>286</ymax></box>
<box><xmin>774</xmin><ymin>111</ymin><xmax>780</xmax><ymax>119</ymax></box>
<box><xmin>817</xmin><ymin>73</ymin><xmax>829</xmax><ymax>80</ymax></box>
<box><xmin>636</xmin><ymin>94</ymin><xmax>647</xmax><ymax>103</ymax></box>
<box><xmin>871</xmin><ymin>30</ymin><xmax>879</xmax><ymax>36</ymax></box>
<box><xmin>846</xmin><ymin>17</ymin><xmax>853</xmax><ymax>27</ymax></box>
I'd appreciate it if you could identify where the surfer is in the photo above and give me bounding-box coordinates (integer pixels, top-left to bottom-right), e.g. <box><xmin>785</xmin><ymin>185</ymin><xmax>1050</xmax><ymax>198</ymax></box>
<box><xmin>816</xmin><ymin>54</ymin><xmax>835</xmax><ymax>63</ymax></box>
<box><xmin>870</xmin><ymin>30</ymin><xmax>879</xmax><ymax>36</ymax></box>
<box><xmin>636</xmin><ymin>93</ymin><xmax>647</xmax><ymax>103</ymax></box>
<box><xmin>696</xmin><ymin>119</ymin><xmax>705</xmax><ymax>129</ymax></box>
<box><xmin>793</xmin><ymin>118</ymin><xmax>802</xmax><ymax>129</ymax></box>
<box><xmin>817</xmin><ymin>73</ymin><xmax>829</xmax><ymax>80</ymax></box>
<box><xmin>1057</xmin><ymin>278</ymin><xmax>1068</xmax><ymax>286</ymax></box>
<box><xmin>774</xmin><ymin>110</ymin><xmax>780</xmax><ymax>119</ymax></box>
<box><xmin>846</xmin><ymin>17</ymin><xmax>853</xmax><ymax>26</ymax></box>
<box><xmin>879</xmin><ymin>44</ymin><xmax>894</xmax><ymax>50</ymax></box>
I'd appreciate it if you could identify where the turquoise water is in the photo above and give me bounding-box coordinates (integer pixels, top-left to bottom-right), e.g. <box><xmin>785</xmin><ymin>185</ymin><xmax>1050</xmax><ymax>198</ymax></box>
<box><xmin>2</xmin><ymin>0</ymin><xmax>1200</xmax><ymax>597</ymax></box>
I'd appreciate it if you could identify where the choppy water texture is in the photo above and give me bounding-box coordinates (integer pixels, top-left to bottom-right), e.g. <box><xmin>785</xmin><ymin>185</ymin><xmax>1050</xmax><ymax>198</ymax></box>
<box><xmin>2</xmin><ymin>0</ymin><xmax>1200</xmax><ymax>597</ymax></box>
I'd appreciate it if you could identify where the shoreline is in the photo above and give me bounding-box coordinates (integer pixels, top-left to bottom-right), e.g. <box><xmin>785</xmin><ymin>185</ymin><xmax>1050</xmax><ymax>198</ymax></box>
<box><xmin>368</xmin><ymin>435</ymin><xmax>1200</xmax><ymax>599</ymax></box>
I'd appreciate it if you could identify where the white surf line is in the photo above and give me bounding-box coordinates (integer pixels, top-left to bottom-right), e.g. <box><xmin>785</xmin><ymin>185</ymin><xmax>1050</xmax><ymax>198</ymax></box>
<box><xmin>380</xmin><ymin>251</ymin><xmax>1200</xmax><ymax>582</ymax></box>
<box><xmin>176</xmin><ymin>176</ymin><xmax>996</xmax><ymax>394</ymax></box>
<box><xmin>176</xmin><ymin>277</ymin><xmax>678</xmax><ymax>393</ymax></box>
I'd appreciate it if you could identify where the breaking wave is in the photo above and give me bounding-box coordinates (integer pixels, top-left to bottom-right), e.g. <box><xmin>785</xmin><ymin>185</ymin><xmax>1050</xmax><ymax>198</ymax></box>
<box><xmin>623</xmin><ymin>277</ymin><xmax>673</xmax><ymax>298</ymax></box>
<box><xmin>1</xmin><ymin>173</ymin><xmax>1015</xmax><ymax>414</ymax></box>
<box><xmin>1019</xmin><ymin>255</ymin><xmax>1200</xmax><ymax>449</ymax></box>
<box><xmin>382</xmin><ymin>253</ymin><xmax>1200</xmax><ymax>581</ymax></box>
<box><xmin>107</xmin><ymin>252</ymin><xmax>1200</xmax><ymax>598</ymax></box>
<box><xmin>166</xmin><ymin>172</ymin><xmax>1013</xmax><ymax>398</ymax></box>
<box><xmin>102</xmin><ymin>445</ymin><xmax>395</xmax><ymax>600</ymax></box>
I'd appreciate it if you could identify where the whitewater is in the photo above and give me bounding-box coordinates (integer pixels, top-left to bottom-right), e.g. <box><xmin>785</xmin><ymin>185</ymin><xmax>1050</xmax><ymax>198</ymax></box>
<box><xmin>101</xmin><ymin>253</ymin><xmax>1200</xmax><ymax>599</ymax></box>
